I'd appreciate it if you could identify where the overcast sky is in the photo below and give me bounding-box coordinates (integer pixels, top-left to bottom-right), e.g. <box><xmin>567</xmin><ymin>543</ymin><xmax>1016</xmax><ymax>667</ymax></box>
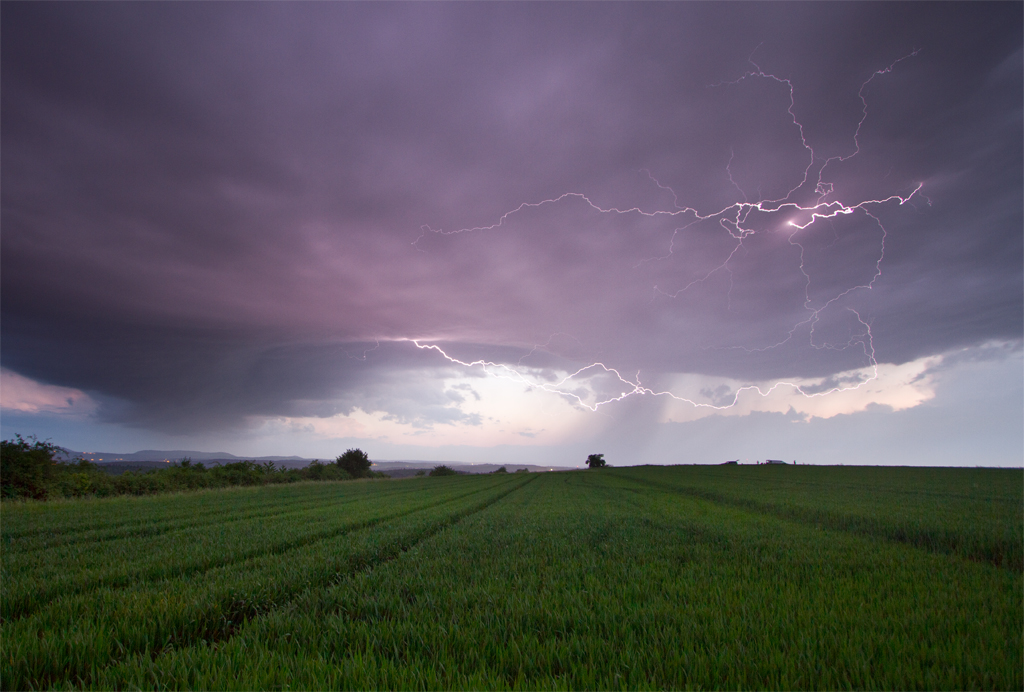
<box><xmin>2</xmin><ymin>2</ymin><xmax>1021</xmax><ymax>466</ymax></box>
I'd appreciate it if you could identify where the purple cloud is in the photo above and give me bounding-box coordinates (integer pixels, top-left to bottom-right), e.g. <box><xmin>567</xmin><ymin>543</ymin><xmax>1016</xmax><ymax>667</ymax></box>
<box><xmin>2</xmin><ymin>3</ymin><xmax>1020</xmax><ymax>437</ymax></box>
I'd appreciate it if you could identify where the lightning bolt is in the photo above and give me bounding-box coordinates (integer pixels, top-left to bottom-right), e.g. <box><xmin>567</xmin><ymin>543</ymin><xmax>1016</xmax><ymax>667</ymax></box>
<box><xmin>406</xmin><ymin>51</ymin><xmax>927</xmax><ymax>414</ymax></box>
<box><xmin>405</xmin><ymin>309</ymin><xmax>875</xmax><ymax>414</ymax></box>
<box><xmin>340</xmin><ymin>339</ymin><xmax>380</xmax><ymax>361</ymax></box>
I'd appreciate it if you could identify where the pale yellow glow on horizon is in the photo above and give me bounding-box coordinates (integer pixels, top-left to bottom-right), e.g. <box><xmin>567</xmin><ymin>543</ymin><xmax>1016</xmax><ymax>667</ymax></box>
<box><xmin>262</xmin><ymin>352</ymin><xmax>954</xmax><ymax>447</ymax></box>
<box><xmin>658</xmin><ymin>354</ymin><xmax>942</xmax><ymax>424</ymax></box>
<box><xmin>271</xmin><ymin>373</ymin><xmax>595</xmax><ymax>447</ymax></box>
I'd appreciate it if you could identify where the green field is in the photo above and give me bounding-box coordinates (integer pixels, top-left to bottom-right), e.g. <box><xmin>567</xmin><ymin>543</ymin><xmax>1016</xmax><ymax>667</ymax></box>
<box><xmin>2</xmin><ymin>466</ymin><xmax>1021</xmax><ymax>690</ymax></box>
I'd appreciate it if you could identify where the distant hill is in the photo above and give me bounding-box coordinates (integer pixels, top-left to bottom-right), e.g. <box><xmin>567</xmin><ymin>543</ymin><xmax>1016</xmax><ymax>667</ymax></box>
<box><xmin>372</xmin><ymin>461</ymin><xmax>578</xmax><ymax>474</ymax></box>
<box><xmin>54</xmin><ymin>448</ymin><xmax>577</xmax><ymax>474</ymax></box>
<box><xmin>58</xmin><ymin>449</ymin><xmax>312</xmax><ymax>464</ymax></box>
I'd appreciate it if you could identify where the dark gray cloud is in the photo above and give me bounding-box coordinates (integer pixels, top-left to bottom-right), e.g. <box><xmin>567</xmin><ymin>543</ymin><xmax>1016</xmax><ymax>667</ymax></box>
<box><xmin>2</xmin><ymin>2</ymin><xmax>1020</xmax><ymax>433</ymax></box>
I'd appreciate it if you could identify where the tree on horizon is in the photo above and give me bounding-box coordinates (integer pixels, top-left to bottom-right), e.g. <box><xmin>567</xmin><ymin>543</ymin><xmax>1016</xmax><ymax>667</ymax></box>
<box><xmin>335</xmin><ymin>448</ymin><xmax>371</xmax><ymax>478</ymax></box>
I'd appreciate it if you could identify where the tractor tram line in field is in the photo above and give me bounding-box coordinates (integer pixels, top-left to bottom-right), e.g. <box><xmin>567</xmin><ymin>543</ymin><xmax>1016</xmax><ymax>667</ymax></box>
<box><xmin>169</xmin><ymin>475</ymin><xmax>541</xmax><ymax>651</ymax></box>
<box><xmin>2</xmin><ymin>476</ymin><xmax>526</xmax><ymax>623</ymax></box>
<box><xmin>610</xmin><ymin>466</ymin><xmax>1023</xmax><ymax>572</ymax></box>
<box><xmin>5</xmin><ymin>494</ymin><xmax>372</xmax><ymax>556</ymax></box>
<box><xmin>2</xmin><ymin>467</ymin><xmax>1020</xmax><ymax>690</ymax></box>
<box><xmin>3</xmin><ymin>480</ymin><xmax>437</xmax><ymax>549</ymax></box>
<box><xmin>87</xmin><ymin>469</ymin><xmax>1021</xmax><ymax>690</ymax></box>
<box><xmin>3</xmin><ymin>484</ymin><xmax>429</xmax><ymax>572</ymax></box>
<box><xmin>2</xmin><ymin>474</ymin><xmax>536</xmax><ymax>689</ymax></box>
<box><xmin>2</xmin><ymin>475</ymin><xmax>529</xmax><ymax>621</ymax></box>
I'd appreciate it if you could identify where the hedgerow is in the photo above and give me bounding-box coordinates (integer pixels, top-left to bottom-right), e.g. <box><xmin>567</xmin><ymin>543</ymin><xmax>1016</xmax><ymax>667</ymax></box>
<box><xmin>0</xmin><ymin>436</ymin><xmax>383</xmax><ymax>501</ymax></box>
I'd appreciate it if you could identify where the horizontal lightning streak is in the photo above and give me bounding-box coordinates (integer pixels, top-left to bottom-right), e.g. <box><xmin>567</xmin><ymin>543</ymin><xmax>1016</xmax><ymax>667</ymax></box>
<box><xmin>407</xmin><ymin>321</ymin><xmax>877</xmax><ymax>413</ymax></box>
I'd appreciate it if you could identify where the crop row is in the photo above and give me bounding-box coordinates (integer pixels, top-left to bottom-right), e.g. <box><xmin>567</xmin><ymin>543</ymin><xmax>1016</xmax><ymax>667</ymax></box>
<box><xmin>2</xmin><ymin>476</ymin><xmax>439</xmax><ymax>545</ymax></box>
<box><xmin>2</xmin><ymin>473</ymin><xmax>534</xmax><ymax>689</ymax></box>
<box><xmin>611</xmin><ymin>465</ymin><xmax>1024</xmax><ymax>570</ymax></box>
<box><xmin>84</xmin><ymin>471</ymin><xmax>1021</xmax><ymax>690</ymax></box>
<box><xmin>2</xmin><ymin>478</ymin><xmax>440</xmax><ymax>562</ymax></box>
<box><xmin>2</xmin><ymin>475</ymin><xmax>516</xmax><ymax>621</ymax></box>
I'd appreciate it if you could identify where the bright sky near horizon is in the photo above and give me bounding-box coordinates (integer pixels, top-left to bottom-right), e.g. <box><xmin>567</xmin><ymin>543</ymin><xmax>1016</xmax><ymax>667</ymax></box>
<box><xmin>2</xmin><ymin>3</ymin><xmax>1021</xmax><ymax>467</ymax></box>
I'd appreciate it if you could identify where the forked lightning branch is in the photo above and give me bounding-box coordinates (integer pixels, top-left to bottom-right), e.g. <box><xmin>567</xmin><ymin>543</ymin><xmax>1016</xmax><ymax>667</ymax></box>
<box><xmin>407</xmin><ymin>52</ymin><xmax>926</xmax><ymax>413</ymax></box>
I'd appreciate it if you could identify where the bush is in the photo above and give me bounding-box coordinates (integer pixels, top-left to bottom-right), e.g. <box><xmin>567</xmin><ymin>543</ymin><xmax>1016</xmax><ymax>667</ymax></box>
<box><xmin>336</xmin><ymin>448</ymin><xmax>372</xmax><ymax>478</ymax></box>
<box><xmin>51</xmin><ymin>460</ymin><xmax>115</xmax><ymax>497</ymax></box>
<box><xmin>1</xmin><ymin>436</ymin><xmax>64</xmax><ymax>499</ymax></box>
<box><xmin>164</xmin><ymin>459</ymin><xmax>214</xmax><ymax>490</ymax></box>
<box><xmin>493</xmin><ymin>466</ymin><xmax>508</xmax><ymax>474</ymax></box>
<box><xmin>304</xmin><ymin>460</ymin><xmax>338</xmax><ymax>481</ymax></box>
<box><xmin>208</xmin><ymin>461</ymin><xmax>264</xmax><ymax>486</ymax></box>
<box><xmin>586</xmin><ymin>454</ymin><xmax>607</xmax><ymax>469</ymax></box>
<box><xmin>113</xmin><ymin>470</ymin><xmax>173</xmax><ymax>496</ymax></box>
<box><xmin>429</xmin><ymin>465</ymin><xmax>459</xmax><ymax>477</ymax></box>
<box><xmin>1</xmin><ymin>435</ymin><xmax>388</xmax><ymax>502</ymax></box>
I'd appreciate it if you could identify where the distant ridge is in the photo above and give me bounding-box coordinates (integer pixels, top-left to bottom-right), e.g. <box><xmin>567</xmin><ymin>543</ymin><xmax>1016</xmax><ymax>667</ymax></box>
<box><xmin>372</xmin><ymin>461</ymin><xmax>578</xmax><ymax>474</ymax></box>
<box><xmin>59</xmin><ymin>449</ymin><xmax>311</xmax><ymax>463</ymax></box>
<box><xmin>54</xmin><ymin>449</ymin><xmax>577</xmax><ymax>473</ymax></box>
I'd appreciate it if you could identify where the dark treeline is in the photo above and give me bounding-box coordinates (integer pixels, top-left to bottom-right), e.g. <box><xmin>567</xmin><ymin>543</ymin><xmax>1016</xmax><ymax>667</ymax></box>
<box><xmin>0</xmin><ymin>436</ymin><xmax>387</xmax><ymax>500</ymax></box>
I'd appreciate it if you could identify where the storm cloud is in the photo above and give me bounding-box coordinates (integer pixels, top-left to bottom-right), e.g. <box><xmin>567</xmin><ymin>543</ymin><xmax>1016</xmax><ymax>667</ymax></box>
<box><xmin>2</xmin><ymin>3</ymin><xmax>1020</xmax><ymax>446</ymax></box>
